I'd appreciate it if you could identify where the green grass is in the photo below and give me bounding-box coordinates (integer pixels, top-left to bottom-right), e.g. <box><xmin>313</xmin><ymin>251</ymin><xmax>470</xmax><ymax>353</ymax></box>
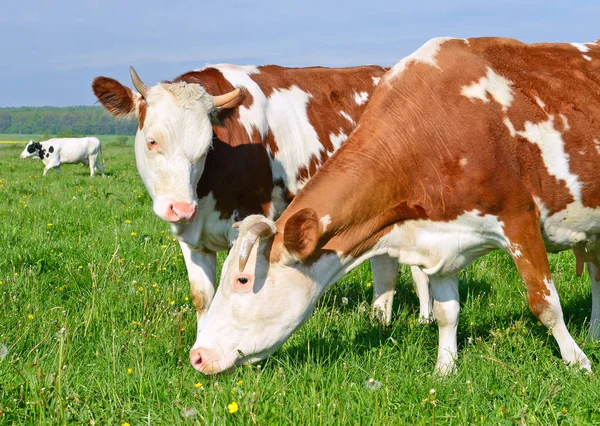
<box><xmin>0</xmin><ymin>144</ymin><xmax>599</xmax><ymax>425</ymax></box>
<box><xmin>0</xmin><ymin>134</ymin><xmax>133</xmax><ymax>146</ymax></box>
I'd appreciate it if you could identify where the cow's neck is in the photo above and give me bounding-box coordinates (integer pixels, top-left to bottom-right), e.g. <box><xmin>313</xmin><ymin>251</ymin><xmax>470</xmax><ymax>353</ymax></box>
<box><xmin>273</xmin><ymin>125</ymin><xmax>424</xmax><ymax>265</ymax></box>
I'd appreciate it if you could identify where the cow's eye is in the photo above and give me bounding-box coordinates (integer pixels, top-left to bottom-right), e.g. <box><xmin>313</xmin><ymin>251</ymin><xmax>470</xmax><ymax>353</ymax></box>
<box><xmin>146</xmin><ymin>139</ymin><xmax>159</xmax><ymax>151</ymax></box>
<box><xmin>233</xmin><ymin>274</ymin><xmax>252</xmax><ymax>291</ymax></box>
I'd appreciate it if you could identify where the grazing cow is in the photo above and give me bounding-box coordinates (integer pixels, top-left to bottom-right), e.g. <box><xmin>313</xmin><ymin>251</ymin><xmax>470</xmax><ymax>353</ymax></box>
<box><xmin>92</xmin><ymin>64</ymin><xmax>432</xmax><ymax>340</ymax></box>
<box><xmin>191</xmin><ymin>37</ymin><xmax>600</xmax><ymax>375</ymax></box>
<box><xmin>20</xmin><ymin>137</ymin><xmax>105</xmax><ymax>177</ymax></box>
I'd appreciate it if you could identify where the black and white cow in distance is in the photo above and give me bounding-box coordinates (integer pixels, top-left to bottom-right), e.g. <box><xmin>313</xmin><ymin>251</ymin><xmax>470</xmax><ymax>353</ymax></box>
<box><xmin>20</xmin><ymin>137</ymin><xmax>105</xmax><ymax>177</ymax></box>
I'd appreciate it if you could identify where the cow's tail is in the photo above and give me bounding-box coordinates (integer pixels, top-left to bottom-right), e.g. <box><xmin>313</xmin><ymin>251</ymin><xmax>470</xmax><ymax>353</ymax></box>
<box><xmin>96</xmin><ymin>138</ymin><xmax>105</xmax><ymax>169</ymax></box>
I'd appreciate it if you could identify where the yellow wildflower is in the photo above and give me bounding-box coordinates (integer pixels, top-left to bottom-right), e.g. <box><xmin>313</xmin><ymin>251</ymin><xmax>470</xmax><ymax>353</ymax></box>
<box><xmin>235</xmin><ymin>380</ymin><xmax>243</xmax><ymax>386</ymax></box>
<box><xmin>130</xmin><ymin>232</ymin><xmax>137</xmax><ymax>236</ymax></box>
<box><xmin>227</xmin><ymin>401</ymin><xmax>239</xmax><ymax>414</ymax></box>
<box><xmin>194</xmin><ymin>383</ymin><xmax>203</xmax><ymax>389</ymax></box>
<box><xmin>127</xmin><ymin>368</ymin><xmax>133</xmax><ymax>375</ymax></box>
<box><xmin>28</xmin><ymin>314</ymin><xmax>34</xmax><ymax>320</ymax></box>
<box><xmin>125</xmin><ymin>220</ymin><xmax>131</xmax><ymax>224</ymax></box>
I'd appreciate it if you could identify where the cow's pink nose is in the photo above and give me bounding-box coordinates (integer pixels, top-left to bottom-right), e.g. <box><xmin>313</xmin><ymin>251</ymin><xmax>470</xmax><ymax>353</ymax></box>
<box><xmin>190</xmin><ymin>347</ymin><xmax>204</xmax><ymax>371</ymax></box>
<box><xmin>190</xmin><ymin>346</ymin><xmax>221</xmax><ymax>374</ymax></box>
<box><xmin>166</xmin><ymin>202</ymin><xmax>197</xmax><ymax>223</ymax></box>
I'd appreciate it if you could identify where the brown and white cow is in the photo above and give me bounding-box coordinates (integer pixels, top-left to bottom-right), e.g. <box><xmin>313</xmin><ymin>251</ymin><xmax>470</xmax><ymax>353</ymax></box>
<box><xmin>92</xmin><ymin>64</ymin><xmax>432</xmax><ymax>341</ymax></box>
<box><xmin>192</xmin><ymin>37</ymin><xmax>600</xmax><ymax>375</ymax></box>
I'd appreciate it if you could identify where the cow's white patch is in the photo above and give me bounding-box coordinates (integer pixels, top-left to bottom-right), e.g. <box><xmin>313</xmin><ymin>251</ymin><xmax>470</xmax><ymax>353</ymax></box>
<box><xmin>205</xmin><ymin>64</ymin><xmax>268</xmax><ymax>141</ymax></box>
<box><xmin>320</xmin><ymin>214</ymin><xmax>332</xmax><ymax>233</ymax></box>
<box><xmin>584</xmin><ymin>55</ymin><xmax>592</xmax><ymax>61</ymax></box>
<box><xmin>354</xmin><ymin>91</ymin><xmax>369</xmax><ymax>106</ymax></box>
<box><xmin>361</xmin><ymin>210</ymin><xmax>510</xmax><ymax>278</ymax></box>
<box><xmin>517</xmin><ymin>117</ymin><xmax>581</xmax><ymax>202</ymax></box>
<box><xmin>559</xmin><ymin>114</ymin><xmax>570</xmax><ymax>131</ymax></box>
<box><xmin>595</xmin><ymin>138</ymin><xmax>600</xmax><ymax>155</ymax></box>
<box><xmin>461</xmin><ymin>67</ymin><xmax>514</xmax><ymax>111</ymax></box>
<box><xmin>329</xmin><ymin>130</ymin><xmax>348</xmax><ymax>151</ymax></box>
<box><xmin>535</xmin><ymin>96</ymin><xmax>546</xmax><ymax>110</ymax></box>
<box><xmin>372</xmin><ymin>76</ymin><xmax>381</xmax><ymax>86</ymax></box>
<box><xmin>503</xmin><ymin>117</ymin><xmax>517</xmax><ymax>137</ymax></box>
<box><xmin>266</xmin><ymin>85</ymin><xmax>322</xmax><ymax>195</ymax></box>
<box><xmin>339</xmin><ymin>111</ymin><xmax>356</xmax><ymax>125</ymax></box>
<box><xmin>386</xmin><ymin>37</ymin><xmax>468</xmax><ymax>83</ymax></box>
<box><xmin>534</xmin><ymin>196</ymin><xmax>600</xmax><ymax>249</ymax></box>
<box><xmin>571</xmin><ymin>42</ymin><xmax>591</xmax><ymax>53</ymax></box>
<box><xmin>459</xmin><ymin>158</ymin><xmax>468</xmax><ymax>167</ymax></box>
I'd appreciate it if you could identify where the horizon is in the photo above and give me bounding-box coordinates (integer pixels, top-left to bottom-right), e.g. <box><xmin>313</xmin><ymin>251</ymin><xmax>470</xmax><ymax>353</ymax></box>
<box><xmin>2</xmin><ymin>1</ymin><xmax>599</xmax><ymax>107</ymax></box>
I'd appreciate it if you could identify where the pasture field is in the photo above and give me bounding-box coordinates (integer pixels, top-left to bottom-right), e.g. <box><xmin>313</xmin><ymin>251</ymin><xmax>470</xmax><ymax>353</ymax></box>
<box><xmin>0</xmin><ymin>143</ymin><xmax>599</xmax><ymax>425</ymax></box>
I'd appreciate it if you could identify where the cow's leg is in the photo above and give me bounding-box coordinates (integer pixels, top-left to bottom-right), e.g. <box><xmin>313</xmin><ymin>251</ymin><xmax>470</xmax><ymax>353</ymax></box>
<box><xmin>179</xmin><ymin>241</ymin><xmax>217</xmax><ymax>335</ymax></box>
<box><xmin>412</xmin><ymin>265</ymin><xmax>433</xmax><ymax>323</ymax></box>
<box><xmin>504</xmin><ymin>213</ymin><xmax>591</xmax><ymax>371</ymax></box>
<box><xmin>587</xmin><ymin>263</ymin><xmax>600</xmax><ymax>340</ymax></box>
<box><xmin>54</xmin><ymin>165</ymin><xmax>61</xmax><ymax>174</ymax></box>
<box><xmin>430</xmin><ymin>274</ymin><xmax>460</xmax><ymax>375</ymax></box>
<box><xmin>88</xmin><ymin>155</ymin><xmax>97</xmax><ymax>177</ymax></box>
<box><xmin>371</xmin><ymin>255</ymin><xmax>398</xmax><ymax>324</ymax></box>
<box><xmin>43</xmin><ymin>167</ymin><xmax>49</xmax><ymax>176</ymax></box>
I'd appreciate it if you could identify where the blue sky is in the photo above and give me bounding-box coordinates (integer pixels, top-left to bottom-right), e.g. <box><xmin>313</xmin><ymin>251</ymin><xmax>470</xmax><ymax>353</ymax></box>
<box><xmin>2</xmin><ymin>0</ymin><xmax>599</xmax><ymax>106</ymax></box>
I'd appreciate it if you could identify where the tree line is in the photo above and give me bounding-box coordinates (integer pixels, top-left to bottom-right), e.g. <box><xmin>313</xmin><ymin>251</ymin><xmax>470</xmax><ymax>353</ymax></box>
<box><xmin>0</xmin><ymin>106</ymin><xmax>137</xmax><ymax>136</ymax></box>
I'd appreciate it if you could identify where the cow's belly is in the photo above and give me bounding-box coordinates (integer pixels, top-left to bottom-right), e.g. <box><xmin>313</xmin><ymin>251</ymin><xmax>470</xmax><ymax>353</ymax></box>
<box><xmin>382</xmin><ymin>210</ymin><xmax>510</xmax><ymax>277</ymax></box>
<box><xmin>538</xmin><ymin>201</ymin><xmax>600</xmax><ymax>252</ymax></box>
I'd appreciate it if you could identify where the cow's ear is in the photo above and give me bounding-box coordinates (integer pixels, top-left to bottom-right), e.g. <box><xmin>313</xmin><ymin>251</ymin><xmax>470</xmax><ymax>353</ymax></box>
<box><xmin>283</xmin><ymin>208</ymin><xmax>321</xmax><ymax>262</ymax></box>
<box><xmin>92</xmin><ymin>77</ymin><xmax>141</xmax><ymax>119</ymax></box>
<box><xmin>210</xmin><ymin>90</ymin><xmax>248</xmax><ymax>144</ymax></box>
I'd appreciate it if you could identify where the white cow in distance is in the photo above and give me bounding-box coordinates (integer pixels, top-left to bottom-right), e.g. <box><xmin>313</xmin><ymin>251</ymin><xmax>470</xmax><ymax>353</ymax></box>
<box><xmin>20</xmin><ymin>137</ymin><xmax>105</xmax><ymax>177</ymax></box>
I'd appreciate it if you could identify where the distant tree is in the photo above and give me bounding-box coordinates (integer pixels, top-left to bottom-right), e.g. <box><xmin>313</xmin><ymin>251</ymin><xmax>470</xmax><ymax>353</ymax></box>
<box><xmin>0</xmin><ymin>106</ymin><xmax>137</xmax><ymax>135</ymax></box>
<box><xmin>117</xmin><ymin>136</ymin><xmax>129</xmax><ymax>145</ymax></box>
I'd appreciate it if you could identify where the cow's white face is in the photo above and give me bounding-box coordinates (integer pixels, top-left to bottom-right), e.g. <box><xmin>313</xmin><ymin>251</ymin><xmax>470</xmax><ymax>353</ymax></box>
<box><xmin>20</xmin><ymin>141</ymin><xmax>40</xmax><ymax>159</ymax></box>
<box><xmin>190</xmin><ymin>215</ymin><xmax>340</xmax><ymax>374</ymax></box>
<box><xmin>134</xmin><ymin>84</ymin><xmax>215</xmax><ymax>223</ymax></box>
<box><xmin>92</xmin><ymin>69</ymin><xmax>240</xmax><ymax>224</ymax></box>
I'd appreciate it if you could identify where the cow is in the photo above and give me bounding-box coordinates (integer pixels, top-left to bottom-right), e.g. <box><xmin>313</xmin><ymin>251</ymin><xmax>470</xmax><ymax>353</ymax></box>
<box><xmin>191</xmin><ymin>37</ymin><xmax>600</xmax><ymax>375</ymax></box>
<box><xmin>92</xmin><ymin>64</ymin><xmax>433</xmax><ymax>343</ymax></box>
<box><xmin>20</xmin><ymin>137</ymin><xmax>105</xmax><ymax>177</ymax></box>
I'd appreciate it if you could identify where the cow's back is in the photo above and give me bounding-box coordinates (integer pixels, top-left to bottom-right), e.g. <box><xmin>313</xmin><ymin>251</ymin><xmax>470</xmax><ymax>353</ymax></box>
<box><xmin>313</xmin><ymin>37</ymin><xmax>600</xmax><ymax>254</ymax></box>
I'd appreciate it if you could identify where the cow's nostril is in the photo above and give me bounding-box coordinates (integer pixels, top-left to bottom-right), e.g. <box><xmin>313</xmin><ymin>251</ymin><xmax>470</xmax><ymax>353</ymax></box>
<box><xmin>190</xmin><ymin>349</ymin><xmax>203</xmax><ymax>369</ymax></box>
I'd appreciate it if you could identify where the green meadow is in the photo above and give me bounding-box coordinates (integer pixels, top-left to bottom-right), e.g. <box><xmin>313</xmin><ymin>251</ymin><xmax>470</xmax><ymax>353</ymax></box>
<box><xmin>0</xmin><ymin>143</ymin><xmax>599</xmax><ymax>425</ymax></box>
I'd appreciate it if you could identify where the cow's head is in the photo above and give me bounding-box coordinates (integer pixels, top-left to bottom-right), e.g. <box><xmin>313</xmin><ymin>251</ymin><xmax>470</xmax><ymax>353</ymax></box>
<box><xmin>190</xmin><ymin>211</ymin><xmax>347</xmax><ymax>374</ymax></box>
<box><xmin>92</xmin><ymin>68</ymin><xmax>240</xmax><ymax>223</ymax></box>
<box><xmin>20</xmin><ymin>141</ymin><xmax>42</xmax><ymax>159</ymax></box>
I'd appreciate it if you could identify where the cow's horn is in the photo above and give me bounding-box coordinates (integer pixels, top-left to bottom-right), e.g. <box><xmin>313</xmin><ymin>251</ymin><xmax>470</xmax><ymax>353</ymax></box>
<box><xmin>238</xmin><ymin>221</ymin><xmax>276</xmax><ymax>272</ymax></box>
<box><xmin>130</xmin><ymin>66</ymin><xmax>150</xmax><ymax>98</ymax></box>
<box><xmin>213</xmin><ymin>88</ymin><xmax>240</xmax><ymax>108</ymax></box>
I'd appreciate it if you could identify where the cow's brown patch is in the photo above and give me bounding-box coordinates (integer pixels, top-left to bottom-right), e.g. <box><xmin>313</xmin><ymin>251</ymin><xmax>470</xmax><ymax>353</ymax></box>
<box><xmin>189</xmin><ymin>280</ymin><xmax>206</xmax><ymax>313</ymax></box>
<box><xmin>137</xmin><ymin>101</ymin><xmax>147</xmax><ymax>130</ymax></box>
